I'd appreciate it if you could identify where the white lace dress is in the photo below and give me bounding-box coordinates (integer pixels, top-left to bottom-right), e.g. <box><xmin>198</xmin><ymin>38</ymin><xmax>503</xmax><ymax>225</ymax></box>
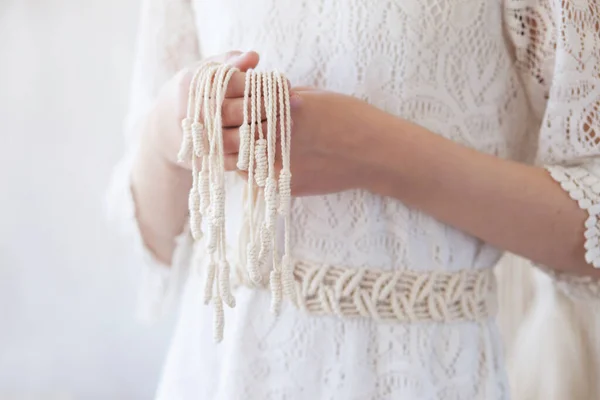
<box><xmin>107</xmin><ymin>0</ymin><xmax>600</xmax><ymax>399</ymax></box>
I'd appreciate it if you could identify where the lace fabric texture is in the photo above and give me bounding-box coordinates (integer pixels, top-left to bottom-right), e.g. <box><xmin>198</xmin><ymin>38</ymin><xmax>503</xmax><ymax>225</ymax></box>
<box><xmin>106</xmin><ymin>0</ymin><xmax>600</xmax><ymax>398</ymax></box>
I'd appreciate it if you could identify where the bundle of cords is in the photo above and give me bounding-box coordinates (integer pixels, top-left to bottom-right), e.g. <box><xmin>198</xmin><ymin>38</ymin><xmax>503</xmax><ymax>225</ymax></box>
<box><xmin>177</xmin><ymin>62</ymin><xmax>294</xmax><ymax>342</ymax></box>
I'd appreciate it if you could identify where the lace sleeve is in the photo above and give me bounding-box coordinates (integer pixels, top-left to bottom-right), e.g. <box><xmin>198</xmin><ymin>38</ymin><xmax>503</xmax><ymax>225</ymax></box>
<box><xmin>504</xmin><ymin>0</ymin><xmax>600</xmax><ymax>300</ymax></box>
<box><xmin>105</xmin><ymin>0</ymin><xmax>200</xmax><ymax>322</ymax></box>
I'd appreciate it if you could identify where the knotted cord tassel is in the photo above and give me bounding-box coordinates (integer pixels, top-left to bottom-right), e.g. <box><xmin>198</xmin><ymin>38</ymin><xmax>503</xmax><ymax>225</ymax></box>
<box><xmin>237</xmin><ymin>124</ymin><xmax>251</xmax><ymax>170</ymax></box>
<box><xmin>254</xmin><ymin>139</ymin><xmax>268</xmax><ymax>186</ymax></box>
<box><xmin>264</xmin><ymin>177</ymin><xmax>278</xmax><ymax>227</ymax></box>
<box><xmin>211</xmin><ymin>185</ymin><xmax>225</xmax><ymax>223</ymax></box>
<box><xmin>219</xmin><ymin>260</ymin><xmax>236</xmax><ymax>307</ymax></box>
<box><xmin>270</xmin><ymin>269</ymin><xmax>283</xmax><ymax>314</ymax></box>
<box><xmin>258</xmin><ymin>224</ymin><xmax>271</xmax><ymax>267</ymax></box>
<box><xmin>189</xmin><ymin>190</ymin><xmax>202</xmax><ymax>240</ymax></box>
<box><xmin>246</xmin><ymin>242</ymin><xmax>262</xmax><ymax>283</ymax></box>
<box><xmin>204</xmin><ymin>260</ymin><xmax>217</xmax><ymax>305</ymax></box>
<box><xmin>191</xmin><ymin>122</ymin><xmax>205</xmax><ymax>157</ymax></box>
<box><xmin>199</xmin><ymin>157</ymin><xmax>210</xmax><ymax>214</ymax></box>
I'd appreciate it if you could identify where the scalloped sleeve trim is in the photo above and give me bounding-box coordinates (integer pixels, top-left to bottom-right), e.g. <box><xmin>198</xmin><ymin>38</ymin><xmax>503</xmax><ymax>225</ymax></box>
<box><xmin>547</xmin><ymin>164</ymin><xmax>600</xmax><ymax>268</ymax></box>
<box><xmin>542</xmin><ymin>164</ymin><xmax>600</xmax><ymax>300</ymax></box>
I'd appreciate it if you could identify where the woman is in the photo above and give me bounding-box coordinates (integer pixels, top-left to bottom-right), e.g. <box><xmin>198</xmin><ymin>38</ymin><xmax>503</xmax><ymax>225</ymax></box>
<box><xmin>108</xmin><ymin>0</ymin><xmax>600</xmax><ymax>398</ymax></box>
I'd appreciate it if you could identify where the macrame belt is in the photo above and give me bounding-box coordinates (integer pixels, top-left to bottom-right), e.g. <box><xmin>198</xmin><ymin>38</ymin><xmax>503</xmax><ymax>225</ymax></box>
<box><xmin>236</xmin><ymin>261</ymin><xmax>497</xmax><ymax>323</ymax></box>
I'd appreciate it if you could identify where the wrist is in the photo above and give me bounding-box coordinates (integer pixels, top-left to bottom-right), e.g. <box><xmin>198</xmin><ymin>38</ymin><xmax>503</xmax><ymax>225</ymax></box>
<box><xmin>131</xmin><ymin>110</ymin><xmax>192</xmax><ymax>265</ymax></box>
<box><xmin>353</xmin><ymin>112</ymin><xmax>418</xmax><ymax>197</ymax></box>
<box><xmin>131</xmin><ymin>107</ymin><xmax>191</xmax><ymax>198</ymax></box>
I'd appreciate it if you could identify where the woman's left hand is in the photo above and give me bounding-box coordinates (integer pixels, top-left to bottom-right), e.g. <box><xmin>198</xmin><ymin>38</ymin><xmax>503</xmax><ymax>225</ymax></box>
<box><xmin>223</xmin><ymin>88</ymin><xmax>393</xmax><ymax>196</ymax></box>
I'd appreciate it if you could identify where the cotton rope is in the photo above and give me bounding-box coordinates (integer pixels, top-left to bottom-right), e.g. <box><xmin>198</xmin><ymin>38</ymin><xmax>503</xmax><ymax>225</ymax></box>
<box><xmin>178</xmin><ymin>63</ymin><xmax>294</xmax><ymax>342</ymax></box>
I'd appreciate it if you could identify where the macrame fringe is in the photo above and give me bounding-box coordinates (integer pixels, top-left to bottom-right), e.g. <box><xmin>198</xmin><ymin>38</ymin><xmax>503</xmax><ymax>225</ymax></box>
<box><xmin>178</xmin><ymin>63</ymin><xmax>295</xmax><ymax>342</ymax></box>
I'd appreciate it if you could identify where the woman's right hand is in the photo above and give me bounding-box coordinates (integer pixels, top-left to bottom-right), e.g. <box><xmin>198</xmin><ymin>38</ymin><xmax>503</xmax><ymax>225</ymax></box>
<box><xmin>130</xmin><ymin>50</ymin><xmax>260</xmax><ymax>265</ymax></box>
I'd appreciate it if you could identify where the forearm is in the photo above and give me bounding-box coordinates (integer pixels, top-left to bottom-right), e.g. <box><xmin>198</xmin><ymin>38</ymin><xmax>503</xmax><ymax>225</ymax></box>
<box><xmin>364</xmin><ymin>116</ymin><xmax>596</xmax><ymax>276</ymax></box>
<box><xmin>131</xmin><ymin>112</ymin><xmax>191</xmax><ymax>265</ymax></box>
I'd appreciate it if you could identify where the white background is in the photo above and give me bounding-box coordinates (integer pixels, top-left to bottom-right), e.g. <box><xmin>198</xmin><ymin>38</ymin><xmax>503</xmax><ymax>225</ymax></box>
<box><xmin>0</xmin><ymin>1</ymin><xmax>174</xmax><ymax>399</ymax></box>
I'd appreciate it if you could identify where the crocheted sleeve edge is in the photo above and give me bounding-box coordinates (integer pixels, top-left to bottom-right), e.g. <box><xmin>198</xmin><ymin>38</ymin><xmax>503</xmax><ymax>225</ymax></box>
<box><xmin>541</xmin><ymin>163</ymin><xmax>600</xmax><ymax>301</ymax></box>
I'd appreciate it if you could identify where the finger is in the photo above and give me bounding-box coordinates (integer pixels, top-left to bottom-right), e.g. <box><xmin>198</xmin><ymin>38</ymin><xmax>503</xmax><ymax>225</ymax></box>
<box><xmin>206</xmin><ymin>50</ymin><xmax>244</xmax><ymax>65</ymax></box>
<box><xmin>224</xmin><ymin>52</ymin><xmax>260</xmax><ymax>98</ymax></box>
<box><xmin>196</xmin><ymin>51</ymin><xmax>259</xmax><ymax>98</ymax></box>
<box><xmin>226</xmin><ymin>61</ymin><xmax>294</xmax><ymax>99</ymax></box>
<box><xmin>223</xmin><ymin>127</ymin><xmax>241</xmax><ymax>154</ymax></box>
<box><xmin>225</xmin><ymin>71</ymin><xmax>250</xmax><ymax>98</ymax></box>
<box><xmin>226</xmin><ymin>51</ymin><xmax>260</xmax><ymax>72</ymax></box>
<box><xmin>193</xmin><ymin>50</ymin><xmax>242</xmax><ymax>71</ymax></box>
<box><xmin>222</xmin><ymin>97</ymin><xmax>267</xmax><ymax>127</ymax></box>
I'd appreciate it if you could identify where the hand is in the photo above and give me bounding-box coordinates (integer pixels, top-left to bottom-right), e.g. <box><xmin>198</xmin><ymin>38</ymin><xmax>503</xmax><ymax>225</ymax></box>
<box><xmin>281</xmin><ymin>88</ymin><xmax>392</xmax><ymax>196</ymax></box>
<box><xmin>223</xmin><ymin>88</ymin><xmax>393</xmax><ymax>196</ymax></box>
<box><xmin>130</xmin><ymin>50</ymin><xmax>260</xmax><ymax>264</ymax></box>
<box><xmin>142</xmin><ymin>50</ymin><xmax>261</xmax><ymax>169</ymax></box>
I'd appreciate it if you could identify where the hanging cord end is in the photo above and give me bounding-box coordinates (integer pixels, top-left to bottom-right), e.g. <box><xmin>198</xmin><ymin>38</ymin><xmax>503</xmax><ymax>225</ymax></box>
<box><xmin>203</xmin><ymin>260</ymin><xmax>217</xmax><ymax>305</ymax></box>
<box><xmin>188</xmin><ymin>186</ymin><xmax>203</xmax><ymax>240</ymax></box>
<box><xmin>258</xmin><ymin>224</ymin><xmax>272</xmax><ymax>267</ymax></box>
<box><xmin>237</xmin><ymin>124</ymin><xmax>251</xmax><ymax>170</ymax></box>
<box><xmin>191</xmin><ymin>122</ymin><xmax>205</xmax><ymax>157</ymax></box>
<box><xmin>219</xmin><ymin>260</ymin><xmax>236</xmax><ymax>308</ymax></box>
<box><xmin>270</xmin><ymin>269</ymin><xmax>283</xmax><ymax>314</ymax></box>
<box><xmin>246</xmin><ymin>242</ymin><xmax>262</xmax><ymax>284</ymax></box>
<box><xmin>281</xmin><ymin>254</ymin><xmax>296</xmax><ymax>299</ymax></box>
<box><xmin>213</xmin><ymin>296</ymin><xmax>225</xmax><ymax>342</ymax></box>
<box><xmin>264</xmin><ymin>177</ymin><xmax>278</xmax><ymax>227</ymax></box>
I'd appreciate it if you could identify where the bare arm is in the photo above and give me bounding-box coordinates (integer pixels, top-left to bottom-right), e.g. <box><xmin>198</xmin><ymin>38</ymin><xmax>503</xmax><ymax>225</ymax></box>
<box><xmin>131</xmin><ymin>113</ymin><xmax>192</xmax><ymax>264</ymax></box>
<box><xmin>361</xmin><ymin>115</ymin><xmax>595</xmax><ymax>276</ymax></box>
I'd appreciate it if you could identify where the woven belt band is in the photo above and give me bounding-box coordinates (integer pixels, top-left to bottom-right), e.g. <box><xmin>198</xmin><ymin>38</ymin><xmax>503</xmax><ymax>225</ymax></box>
<box><xmin>237</xmin><ymin>260</ymin><xmax>497</xmax><ymax>323</ymax></box>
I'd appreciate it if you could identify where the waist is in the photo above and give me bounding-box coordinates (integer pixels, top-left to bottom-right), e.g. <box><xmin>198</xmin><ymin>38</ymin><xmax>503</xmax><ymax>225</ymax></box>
<box><xmin>234</xmin><ymin>260</ymin><xmax>497</xmax><ymax>323</ymax></box>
